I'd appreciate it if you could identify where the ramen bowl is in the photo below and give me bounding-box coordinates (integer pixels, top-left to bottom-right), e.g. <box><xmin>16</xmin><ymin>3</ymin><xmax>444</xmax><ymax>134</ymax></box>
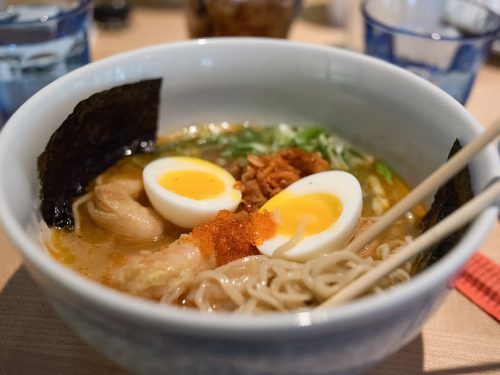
<box><xmin>0</xmin><ymin>39</ymin><xmax>498</xmax><ymax>375</ymax></box>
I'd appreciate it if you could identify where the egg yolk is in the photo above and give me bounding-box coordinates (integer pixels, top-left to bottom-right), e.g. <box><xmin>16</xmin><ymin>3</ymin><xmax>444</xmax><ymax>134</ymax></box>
<box><xmin>158</xmin><ymin>170</ymin><xmax>225</xmax><ymax>200</ymax></box>
<box><xmin>260</xmin><ymin>192</ymin><xmax>343</xmax><ymax>236</ymax></box>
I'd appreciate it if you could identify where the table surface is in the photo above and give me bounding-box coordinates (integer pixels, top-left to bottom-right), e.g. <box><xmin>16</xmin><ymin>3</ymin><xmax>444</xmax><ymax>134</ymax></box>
<box><xmin>1</xmin><ymin>2</ymin><xmax>499</xmax><ymax>374</ymax></box>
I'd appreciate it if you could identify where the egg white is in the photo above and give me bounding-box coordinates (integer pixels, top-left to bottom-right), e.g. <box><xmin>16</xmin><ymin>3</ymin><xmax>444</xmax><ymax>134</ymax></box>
<box><xmin>143</xmin><ymin>156</ymin><xmax>242</xmax><ymax>228</ymax></box>
<box><xmin>257</xmin><ymin>171</ymin><xmax>363</xmax><ymax>261</ymax></box>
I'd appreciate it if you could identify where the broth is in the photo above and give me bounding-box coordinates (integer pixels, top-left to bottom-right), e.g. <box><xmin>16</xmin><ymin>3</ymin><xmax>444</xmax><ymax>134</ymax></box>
<box><xmin>44</xmin><ymin>123</ymin><xmax>424</xmax><ymax>312</ymax></box>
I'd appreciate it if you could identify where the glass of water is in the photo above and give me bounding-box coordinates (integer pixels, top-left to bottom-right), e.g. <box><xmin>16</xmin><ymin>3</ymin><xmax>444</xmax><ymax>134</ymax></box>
<box><xmin>0</xmin><ymin>0</ymin><xmax>92</xmax><ymax>126</ymax></box>
<box><xmin>362</xmin><ymin>0</ymin><xmax>500</xmax><ymax>104</ymax></box>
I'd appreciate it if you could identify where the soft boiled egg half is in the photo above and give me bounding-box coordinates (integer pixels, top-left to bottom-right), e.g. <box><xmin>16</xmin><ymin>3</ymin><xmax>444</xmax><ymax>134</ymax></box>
<box><xmin>143</xmin><ymin>156</ymin><xmax>242</xmax><ymax>228</ymax></box>
<box><xmin>257</xmin><ymin>171</ymin><xmax>362</xmax><ymax>261</ymax></box>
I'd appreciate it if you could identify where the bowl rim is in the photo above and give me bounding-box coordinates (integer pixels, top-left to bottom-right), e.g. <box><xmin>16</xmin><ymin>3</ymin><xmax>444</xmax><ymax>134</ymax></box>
<box><xmin>0</xmin><ymin>38</ymin><xmax>498</xmax><ymax>337</ymax></box>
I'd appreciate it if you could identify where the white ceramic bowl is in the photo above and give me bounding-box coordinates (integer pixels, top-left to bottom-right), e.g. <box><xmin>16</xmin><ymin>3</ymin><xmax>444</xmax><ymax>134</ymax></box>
<box><xmin>0</xmin><ymin>39</ymin><xmax>498</xmax><ymax>375</ymax></box>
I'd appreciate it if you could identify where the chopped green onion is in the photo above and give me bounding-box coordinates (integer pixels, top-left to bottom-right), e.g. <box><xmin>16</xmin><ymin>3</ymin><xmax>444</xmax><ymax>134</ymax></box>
<box><xmin>273</xmin><ymin>124</ymin><xmax>296</xmax><ymax>149</ymax></box>
<box><xmin>375</xmin><ymin>161</ymin><xmax>394</xmax><ymax>184</ymax></box>
<box><xmin>295</xmin><ymin>127</ymin><xmax>324</xmax><ymax>145</ymax></box>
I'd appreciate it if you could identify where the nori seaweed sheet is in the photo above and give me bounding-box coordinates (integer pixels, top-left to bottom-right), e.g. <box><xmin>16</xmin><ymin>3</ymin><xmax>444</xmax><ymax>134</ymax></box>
<box><xmin>38</xmin><ymin>78</ymin><xmax>162</xmax><ymax>228</ymax></box>
<box><xmin>413</xmin><ymin>139</ymin><xmax>474</xmax><ymax>272</ymax></box>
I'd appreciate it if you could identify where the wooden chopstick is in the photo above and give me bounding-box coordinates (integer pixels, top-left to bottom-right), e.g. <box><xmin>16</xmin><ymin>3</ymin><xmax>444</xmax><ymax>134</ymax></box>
<box><xmin>319</xmin><ymin>179</ymin><xmax>500</xmax><ymax>309</ymax></box>
<box><xmin>342</xmin><ymin>120</ymin><xmax>500</xmax><ymax>255</ymax></box>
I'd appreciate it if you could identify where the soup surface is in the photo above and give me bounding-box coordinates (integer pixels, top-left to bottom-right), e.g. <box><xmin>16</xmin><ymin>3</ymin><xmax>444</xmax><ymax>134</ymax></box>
<box><xmin>44</xmin><ymin>123</ymin><xmax>424</xmax><ymax>313</ymax></box>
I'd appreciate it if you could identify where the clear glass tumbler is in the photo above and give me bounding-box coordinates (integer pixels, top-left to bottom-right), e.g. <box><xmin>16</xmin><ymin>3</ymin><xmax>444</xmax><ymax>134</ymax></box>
<box><xmin>362</xmin><ymin>0</ymin><xmax>500</xmax><ymax>104</ymax></box>
<box><xmin>185</xmin><ymin>0</ymin><xmax>302</xmax><ymax>38</ymax></box>
<box><xmin>0</xmin><ymin>0</ymin><xmax>92</xmax><ymax>126</ymax></box>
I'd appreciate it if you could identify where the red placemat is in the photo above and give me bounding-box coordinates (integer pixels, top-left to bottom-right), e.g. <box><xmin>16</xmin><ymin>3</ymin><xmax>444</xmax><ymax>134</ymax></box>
<box><xmin>455</xmin><ymin>252</ymin><xmax>500</xmax><ymax>321</ymax></box>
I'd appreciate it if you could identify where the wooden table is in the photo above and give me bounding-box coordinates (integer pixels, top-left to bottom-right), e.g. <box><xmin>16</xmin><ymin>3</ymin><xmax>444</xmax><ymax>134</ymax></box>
<box><xmin>1</xmin><ymin>2</ymin><xmax>499</xmax><ymax>374</ymax></box>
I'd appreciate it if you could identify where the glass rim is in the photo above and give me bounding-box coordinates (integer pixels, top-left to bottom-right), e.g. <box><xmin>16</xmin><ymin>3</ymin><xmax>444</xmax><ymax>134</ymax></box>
<box><xmin>0</xmin><ymin>0</ymin><xmax>91</xmax><ymax>26</ymax></box>
<box><xmin>361</xmin><ymin>0</ymin><xmax>500</xmax><ymax>41</ymax></box>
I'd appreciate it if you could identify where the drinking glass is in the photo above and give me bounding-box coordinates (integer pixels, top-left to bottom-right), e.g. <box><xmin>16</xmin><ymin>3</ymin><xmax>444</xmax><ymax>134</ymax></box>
<box><xmin>362</xmin><ymin>0</ymin><xmax>500</xmax><ymax>104</ymax></box>
<box><xmin>185</xmin><ymin>0</ymin><xmax>302</xmax><ymax>38</ymax></box>
<box><xmin>0</xmin><ymin>0</ymin><xmax>92</xmax><ymax>126</ymax></box>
